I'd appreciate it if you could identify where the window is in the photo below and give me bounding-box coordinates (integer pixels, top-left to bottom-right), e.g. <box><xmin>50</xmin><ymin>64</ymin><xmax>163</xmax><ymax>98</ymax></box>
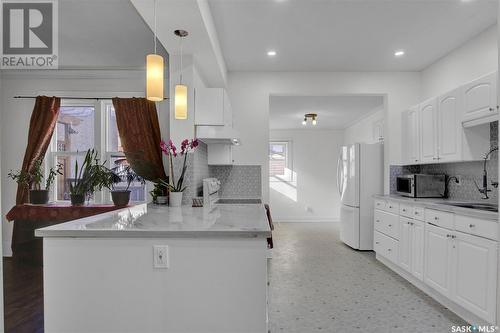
<box><xmin>269</xmin><ymin>141</ymin><xmax>293</xmax><ymax>182</ymax></box>
<box><xmin>48</xmin><ymin>100</ymin><xmax>146</xmax><ymax>203</ymax></box>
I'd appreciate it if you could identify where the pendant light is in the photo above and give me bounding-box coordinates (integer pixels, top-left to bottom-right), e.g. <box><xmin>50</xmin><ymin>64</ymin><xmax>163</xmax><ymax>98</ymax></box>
<box><xmin>174</xmin><ymin>29</ymin><xmax>189</xmax><ymax>120</ymax></box>
<box><xmin>146</xmin><ymin>0</ymin><xmax>164</xmax><ymax>102</ymax></box>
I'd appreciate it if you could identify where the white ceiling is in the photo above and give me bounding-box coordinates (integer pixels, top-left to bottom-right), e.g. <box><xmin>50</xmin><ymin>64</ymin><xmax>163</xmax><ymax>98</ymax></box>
<box><xmin>209</xmin><ymin>0</ymin><xmax>497</xmax><ymax>72</ymax></box>
<box><xmin>59</xmin><ymin>0</ymin><xmax>168</xmax><ymax>69</ymax></box>
<box><xmin>269</xmin><ymin>95</ymin><xmax>384</xmax><ymax>130</ymax></box>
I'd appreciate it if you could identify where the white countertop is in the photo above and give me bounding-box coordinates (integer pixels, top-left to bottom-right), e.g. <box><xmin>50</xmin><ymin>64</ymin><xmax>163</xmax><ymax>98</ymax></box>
<box><xmin>35</xmin><ymin>203</ymin><xmax>272</xmax><ymax>238</ymax></box>
<box><xmin>374</xmin><ymin>195</ymin><xmax>498</xmax><ymax>221</ymax></box>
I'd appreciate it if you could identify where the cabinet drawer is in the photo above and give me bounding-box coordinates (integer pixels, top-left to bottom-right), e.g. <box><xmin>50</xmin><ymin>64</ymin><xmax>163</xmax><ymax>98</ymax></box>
<box><xmin>399</xmin><ymin>204</ymin><xmax>413</xmax><ymax>218</ymax></box>
<box><xmin>413</xmin><ymin>206</ymin><xmax>425</xmax><ymax>221</ymax></box>
<box><xmin>425</xmin><ymin>209</ymin><xmax>454</xmax><ymax>230</ymax></box>
<box><xmin>374</xmin><ymin>231</ymin><xmax>398</xmax><ymax>264</ymax></box>
<box><xmin>386</xmin><ymin>201</ymin><xmax>400</xmax><ymax>215</ymax></box>
<box><xmin>374</xmin><ymin>199</ymin><xmax>386</xmax><ymax>211</ymax></box>
<box><xmin>374</xmin><ymin>210</ymin><xmax>399</xmax><ymax>240</ymax></box>
<box><xmin>455</xmin><ymin>215</ymin><xmax>498</xmax><ymax>241</ymax></box>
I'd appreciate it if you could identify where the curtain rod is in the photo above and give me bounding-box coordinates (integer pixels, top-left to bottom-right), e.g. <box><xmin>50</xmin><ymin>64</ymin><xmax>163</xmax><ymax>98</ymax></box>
<box><xmin>13</xmin><ymin>96</ymin><xmax>169</xmax><ymax>100</ymax></box>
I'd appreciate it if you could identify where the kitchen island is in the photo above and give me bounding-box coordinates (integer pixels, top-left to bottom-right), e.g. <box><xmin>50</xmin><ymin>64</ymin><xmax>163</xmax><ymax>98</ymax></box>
<box><xmin>35</xmin><ymin>203</ymin><xmax>271</xmax><ymax>333</ymax></box>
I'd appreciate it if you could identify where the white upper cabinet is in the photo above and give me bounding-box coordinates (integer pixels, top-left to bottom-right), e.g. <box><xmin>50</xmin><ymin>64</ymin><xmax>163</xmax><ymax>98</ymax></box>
<box><xmin>437</xmin><ymin>88</ymin><xmax>462</xmax><ymax>162</ymax></box>
<box><xmin>419</xmin><ymin>98</ymin><xmax>438</xmax><ymax>163</ymax></box>
<box><xmin>195</xmin><ymin>88</ymin><xmax>233</xmax><ymax>126</ymax></box>
<box><xmin>462</xmin><ymin>72</ymin><xmax>498</xmax><ymax>127</ymax></box>
<box><xmin>401</xmin><ymin>71</ymin><xmax>496</xmax><ymax>165</ymax></box>
<box><xmin>402</xmin><ymin>106</ymin><xmax>420</xmax><ymax>164</ymax></box>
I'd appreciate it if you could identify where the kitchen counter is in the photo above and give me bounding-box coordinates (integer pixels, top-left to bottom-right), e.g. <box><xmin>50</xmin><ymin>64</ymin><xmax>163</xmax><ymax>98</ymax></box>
<box><xmin>373</xmin><ymin>195</ymin><xmax>498</xmax><ymax>221</ymax></box>
<box><xmin>35</xmin><ymin>203</ymin><xmax>271</xmax><ymax>239</ymax></box>
<box><xmin>36</xmin><ymin>203</ymin><xmax>270</xmax><ymax>333</ymax></box>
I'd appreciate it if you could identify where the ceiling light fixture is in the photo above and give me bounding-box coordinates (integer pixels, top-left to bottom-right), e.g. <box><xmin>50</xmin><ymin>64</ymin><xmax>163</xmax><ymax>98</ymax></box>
<box><xmin>174</xmin><ymin>29</ymin><xmax>189</xmax><ymax>120</ymax></box>
<box><xmin>267</xmin><ymin>50</ymin><xmax>277</xmax><ymax>57</ymax></box>
<box><xmin>146</xmin><ymin>0</ymin><xmax>164</xmax><ymax>102</ymax></box>
<box><xmin>302</xmin><ymin>113</ymin><xmax>318</xmax><ymax>126</ymax></box>
<box><xmin>394</xmin><ymin>50</ymin><xmax>405</xmax><ymax>57</ymax></box>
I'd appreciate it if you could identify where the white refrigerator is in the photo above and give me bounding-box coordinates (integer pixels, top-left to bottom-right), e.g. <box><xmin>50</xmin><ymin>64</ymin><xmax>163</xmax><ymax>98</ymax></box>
<box><xmin>337</xmin><ymin>143</ymin><xmax>383</xmax><ymax>250</ymax></box>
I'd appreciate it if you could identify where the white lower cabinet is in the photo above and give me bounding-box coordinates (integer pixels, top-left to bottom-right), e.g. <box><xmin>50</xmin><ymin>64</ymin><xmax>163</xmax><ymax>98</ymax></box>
<box><xmin>424</xmin><ymin>223</ymin><xmax>453</xmax><ymax>297</ymax></box>
<box><xmin>453</xmin><ymin>231</ymin><xmax>497</xmax><ymax>323</ymax></box>
<box><xmin>411</xmin><ymin>220</ymin><xmax>425</xmax><ymax>281</ymax></box>
<box><xmin>399</xmin><ymin>217</ymin><xmax>425</xmax><ymax>281</ymax></box>
<box><xmin>374</xmin><ymin>199</ymin><xmax>498</xmax><ymax>324</ymax></box>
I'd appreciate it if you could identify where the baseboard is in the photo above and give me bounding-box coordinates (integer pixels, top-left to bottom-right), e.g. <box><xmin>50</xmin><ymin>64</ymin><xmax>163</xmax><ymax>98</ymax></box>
<box><xmin>377</xmin><ymin>254</ymin><xmax>493</xmax><ymax>326</ymax></box>
<box><xmin>273</xmin><ymin>218</ymin><xmax>339</xmax><ymax>223</ymax></box>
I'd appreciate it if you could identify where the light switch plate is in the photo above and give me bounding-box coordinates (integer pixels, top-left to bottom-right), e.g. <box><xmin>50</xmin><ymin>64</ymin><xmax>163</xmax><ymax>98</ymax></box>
<box><xmin>153</xmin><ymin>245</ymin><xmax>169</xmax><ymax>269</ymax></box>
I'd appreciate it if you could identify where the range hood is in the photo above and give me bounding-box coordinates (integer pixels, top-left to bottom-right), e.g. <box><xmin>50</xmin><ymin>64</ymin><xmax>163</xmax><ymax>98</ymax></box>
<box><xmin>196</xmin><ymin>125</ymin><xmax>241</xmax><ymax>145</ymax></box>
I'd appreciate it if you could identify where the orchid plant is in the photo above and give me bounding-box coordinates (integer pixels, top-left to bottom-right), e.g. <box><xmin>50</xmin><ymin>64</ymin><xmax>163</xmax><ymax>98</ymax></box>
<box><xmin>160</xmin><ymin>138</ymin><xmax>199</xmax><ymax>193</ymax></box>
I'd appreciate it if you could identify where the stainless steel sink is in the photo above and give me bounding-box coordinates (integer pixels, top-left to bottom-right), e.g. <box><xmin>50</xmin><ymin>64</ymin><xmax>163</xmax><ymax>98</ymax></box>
<box><xmin>440</xmin><ymin>202</ymin><xmax>498</xmax><ymax>212</ymax></box>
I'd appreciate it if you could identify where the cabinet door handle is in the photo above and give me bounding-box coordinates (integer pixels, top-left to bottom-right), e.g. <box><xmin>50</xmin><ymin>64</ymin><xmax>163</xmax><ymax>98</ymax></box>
<box><xmin>490</xmin><ymin>107</ymin><xmax>495</xmax><ymax>112</ymax></box>
<box><xmin>446</xmin><ymin>234</ymin><xmax>451</xmax><ymax>238</ymax></box>
<box><xmin>376</xmin><ymin>219</ymin><xmax>380</xmax><ymax>223</ymax></box>
<box><xmin>469</xmin><ymin>224</ymin><xmax>475</xmax><ymax>228</ymax></box>
<box><xmin>451</xmin><ymin>235</ymin><xmax>456</xmax><ymax>239</ymax></box>
<box><xmin>387</xmin><ymin>248</ymin><xmax>392</xmax><ymax>252</ymax></box>
<box><xmin>402</xmin><ymin>209</ymin><xmax>406</xmax><ymax>212</ymax></box>
<box><xmin>414</xmin><ymin>212</ymin><xmax>419</xmax><ymax>215</ymax></box>
<box><xmin>434</xmin><ymin>217</ymin><xmax>439</xmax><ymax>220</ymax></box>
<box><xmin>389</xmin><ymin>206</ymin><xmax>393</xmax><ymax>209</ymax></box>
<box><xmin>388</xmin><ymin>224</ymin><xmax>392</xmax><ymax>227</ymax></box>
<box><xmin>375</xmin><ymin>242</ymin><xmax>379</xmax><ymax>244</ymax></box>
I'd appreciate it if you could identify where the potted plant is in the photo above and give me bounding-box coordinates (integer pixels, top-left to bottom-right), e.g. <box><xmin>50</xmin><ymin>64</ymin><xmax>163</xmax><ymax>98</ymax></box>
<box><xmin>69</xmin><ymin>149</ymin><xmax>113</xmax><ymax>206</ymax></box>
<box><xmin>8</xmin><ymin>159</ymin><xmax>62</xmax><ymax>204</ymax></box>
<box><xmin>150</xmin><ymin>180</ymin><xmax>168</xmax><ymax>204</ymax></box>
<box><xmin>109</xmin><ymin>164</ymin><xmax>146</xmax><ymax>206</ymax></box>
<box><xmin>160</xmin><ymin>138</ymin><xmax>198</xmax><ymax>207</ymax></box>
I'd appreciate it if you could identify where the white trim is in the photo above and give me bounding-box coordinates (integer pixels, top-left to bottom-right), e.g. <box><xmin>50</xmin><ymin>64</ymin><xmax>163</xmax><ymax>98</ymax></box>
<box><xmin>1</xmin><ymin>69</ymin><xmax>145</xmax><ymax>80</ymax></box>
<box><xmin>273</xmin><ymin>218</ymin><xmax>339</xmax><ymax>223</ymax></box>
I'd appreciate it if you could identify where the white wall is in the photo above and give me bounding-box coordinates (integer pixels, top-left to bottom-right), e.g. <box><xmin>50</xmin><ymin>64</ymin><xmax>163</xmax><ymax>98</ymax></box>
<box><xmin>0</xmin><ymin>70</ymin><xmax>170</xmax><ymax>256</ymax></box>
<box><xmin>420</xmin><ymin>25</ymin><xmax>498</xmax><ymax>100</ymax></box>
<box><xmin>227</xmin><ymin>71</ymin><xmax>421</xmax><ymax>202</ymax></box>
<box><xmin>344</xmin><ymin>106</ymin><xmax>385</xmax><ymax>145</ymax></box>
<box><xmin>269</xmin><ymin>129</ymin><xmax>343</xmax><ymax>222</ymax></box>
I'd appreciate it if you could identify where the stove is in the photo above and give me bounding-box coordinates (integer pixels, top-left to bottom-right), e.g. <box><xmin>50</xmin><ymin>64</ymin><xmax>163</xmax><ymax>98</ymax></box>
<box><xmin>216</xmin><ymin>198</ymin><xmax>262</xmax><ymax>204</ymax></box>
<box><xmin>202</xmin><ymin>178</ymin><xmax>262</xmax><ymax>207</ymax></box>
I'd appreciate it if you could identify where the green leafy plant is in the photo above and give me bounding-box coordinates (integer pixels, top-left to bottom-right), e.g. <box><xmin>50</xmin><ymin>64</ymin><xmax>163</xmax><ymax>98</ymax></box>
<box><xmin>69</xmin><ymin>149</ymin><xmax>113</xmax><ymax>197</ymax></box>
<box><xmin>7</xmin><ymin>159</ymin><xmax>62</xmax><ymax>190</ymax></box>
<box><xmin>110</xmin><ymin>165</ymin><xmax>146</xmax><ymax>191</ymax></box>
<box><xmin>149</xmin><ymin>180</ymin><xmax>168</xmax><ymax>203</ymax></box>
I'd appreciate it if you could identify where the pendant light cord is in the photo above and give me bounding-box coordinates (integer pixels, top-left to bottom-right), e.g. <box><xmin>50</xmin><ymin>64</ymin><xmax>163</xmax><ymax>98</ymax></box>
<box><xmin>153</xmin><ymin>0</ymin><xmax>157</xmax><ymax>54</ymax></box>
<box><xmin>179</xmin><ymin>35</ymin><xmax>183</xmax><ymax>85</ymax></box>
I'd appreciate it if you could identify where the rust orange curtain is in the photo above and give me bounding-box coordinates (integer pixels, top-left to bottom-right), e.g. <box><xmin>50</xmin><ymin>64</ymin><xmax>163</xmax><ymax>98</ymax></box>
<box><xmin>111</xmin><ymin>98</ymin><xmax>167</xmax><ymax>182</ymax></box>
<box><xmin>15</xmin><ymin>96</ymin><xmax>61</xmax><ymax>204</ymax></box>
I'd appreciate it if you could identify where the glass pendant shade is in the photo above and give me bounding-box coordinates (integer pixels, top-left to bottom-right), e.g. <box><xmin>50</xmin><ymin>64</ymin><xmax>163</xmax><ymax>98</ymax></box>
<box><xmin>175</xmin><ymin>84</ymin><xmax>188</xmax><ymax>119</ymax></box>
<box><xmin>146</xmin><ymin>54</ymin><xmax>164</xmax><ymax>102</ymax></box>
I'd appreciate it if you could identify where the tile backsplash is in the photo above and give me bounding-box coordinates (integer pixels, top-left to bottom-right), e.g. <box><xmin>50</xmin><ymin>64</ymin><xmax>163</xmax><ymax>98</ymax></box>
<box><xmin>209</xmin><ymin>165</ymin><xmax>262</xmax><ymax>199</ymax></box>
<box><xmin>390</xmin><ymin>121</ymin><xmax>498</xmax><ymax>203</ymax></box>
<box><xmin>172</xmin><ymin>142</ymin><xmax>262</xmax><ymax>204</ymax></box>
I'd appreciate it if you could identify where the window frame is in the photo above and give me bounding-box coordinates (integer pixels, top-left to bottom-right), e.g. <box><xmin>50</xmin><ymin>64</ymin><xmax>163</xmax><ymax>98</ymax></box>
<box><xmin>269</xmin><ymin>140</ymin><xmax>293</xmax><ymax>182</ymax></box>
<box><xmin>47</xmin><ymin>99</ymin><xmax>147</xmax><ymax>204</ymax></box>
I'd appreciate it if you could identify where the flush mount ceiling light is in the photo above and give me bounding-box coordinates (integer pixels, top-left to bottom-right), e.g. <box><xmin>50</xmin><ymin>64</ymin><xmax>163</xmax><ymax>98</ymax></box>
<box><xmin>174</xmin><ymin>29</ymin><xmax>189</xmax><ymax>120</ymax></box>
<box><xmin>394</xmin><ymin>50</ymin><xmax>405</xmax><ymax>57</ymax></box>
<box><xmin>146</xmin><ymin>0</ymin><xmax>164</xmax><ymax>102</ymax></box>
<box><xmin>267</xmin><ymin>50</ymin><xmax>277</xmax><ymax>57</ymax></box>
<box><xmin>302</xmin><ymin>113</ymin><xmax>318</xmax><ymax>126</ymax></box>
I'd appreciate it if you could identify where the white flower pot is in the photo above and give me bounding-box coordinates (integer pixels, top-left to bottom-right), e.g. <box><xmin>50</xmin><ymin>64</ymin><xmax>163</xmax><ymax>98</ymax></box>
<box><xmin>169</xmin><ymin>192</ymin><xmax>183</xmax><ymax>207</ymax></box>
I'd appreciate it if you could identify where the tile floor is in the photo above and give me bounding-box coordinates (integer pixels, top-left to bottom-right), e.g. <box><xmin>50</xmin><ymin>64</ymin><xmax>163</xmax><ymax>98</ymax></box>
<box><xmin>268</xmin><ymin>223</ymin><xmax>467</xmax><ymax>333</ymax></box>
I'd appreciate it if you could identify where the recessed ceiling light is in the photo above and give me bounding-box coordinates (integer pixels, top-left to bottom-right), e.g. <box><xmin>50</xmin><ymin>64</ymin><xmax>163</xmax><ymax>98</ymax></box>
<box><xmin>267</xmin><ymin>50</ymin><xmax>277</xmax><ymax>57</ymax></box>
<box><xmin>394</xmin><ymin>50</ymin><xmax>405</xmax><ymax>57</ymax></box>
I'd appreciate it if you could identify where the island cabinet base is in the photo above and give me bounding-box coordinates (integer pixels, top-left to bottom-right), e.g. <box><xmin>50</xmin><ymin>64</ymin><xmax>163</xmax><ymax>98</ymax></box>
<box><xmin>43</xmin><ymin>237</ymin><xmax>269</xmax><ymax>333</ymax></box>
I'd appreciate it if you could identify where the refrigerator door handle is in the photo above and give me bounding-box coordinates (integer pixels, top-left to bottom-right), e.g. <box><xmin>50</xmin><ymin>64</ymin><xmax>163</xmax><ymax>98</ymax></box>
<box><xmin>337</xmin><ymin>153</ymin><xmax>343</xmax><ymax>196</ymax></box>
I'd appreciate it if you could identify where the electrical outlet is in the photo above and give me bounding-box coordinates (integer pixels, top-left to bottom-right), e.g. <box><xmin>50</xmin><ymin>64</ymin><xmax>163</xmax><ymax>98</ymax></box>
<box><xmin>153</xmin><ymin>245</ymin><xmax>169</xmax><ymax>269</ymax></box>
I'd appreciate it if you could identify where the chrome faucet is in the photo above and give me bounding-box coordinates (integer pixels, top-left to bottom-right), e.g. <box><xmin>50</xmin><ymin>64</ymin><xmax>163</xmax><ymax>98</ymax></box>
<box><xmin>474</xmin><ymin>146</ymin><xmax>498</xmax><ymax>199</ymax></box>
